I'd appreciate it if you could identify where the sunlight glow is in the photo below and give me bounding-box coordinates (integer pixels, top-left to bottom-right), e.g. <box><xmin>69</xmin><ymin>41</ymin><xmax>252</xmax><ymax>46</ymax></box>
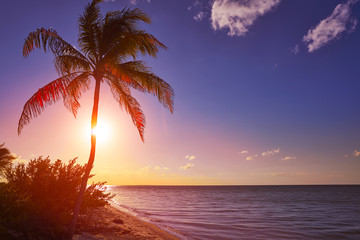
<box><xmin>91</xmin><ymin>120</ymin><xmax>111</xmax><ymax>142</ymax></box>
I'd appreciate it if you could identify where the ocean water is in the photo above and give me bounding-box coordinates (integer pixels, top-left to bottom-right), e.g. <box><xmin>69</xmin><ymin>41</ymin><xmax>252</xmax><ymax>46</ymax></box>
<box><xmin>108</xmin><ymin>185</ymin><xmax>360</xmax><ymax>240</ymax></box>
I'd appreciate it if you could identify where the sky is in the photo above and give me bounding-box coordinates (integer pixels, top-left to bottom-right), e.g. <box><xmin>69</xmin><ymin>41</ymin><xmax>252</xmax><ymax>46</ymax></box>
<box><xmin>0</xmin><ymin>0</ymin><xmax>360</xmax><ymax>185</ymax></box>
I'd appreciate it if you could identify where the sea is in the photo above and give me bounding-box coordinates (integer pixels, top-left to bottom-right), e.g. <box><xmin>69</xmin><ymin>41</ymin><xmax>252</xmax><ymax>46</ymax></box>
<box><xmin>107</xmin><ymin>185</ymin><xmax>360</xmax><ymax>240</ymax></box>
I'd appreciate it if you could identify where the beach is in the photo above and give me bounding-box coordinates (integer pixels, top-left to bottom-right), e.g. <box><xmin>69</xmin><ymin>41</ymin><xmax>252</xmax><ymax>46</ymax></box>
<box><xmin>73</xmin><ymin>204</ymin><xmax>180</xmax><ymax>240</ymax></box>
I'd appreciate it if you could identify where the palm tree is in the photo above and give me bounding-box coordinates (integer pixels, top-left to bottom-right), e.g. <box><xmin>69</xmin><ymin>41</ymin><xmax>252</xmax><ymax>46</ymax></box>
<box><xmin>0</xmin><ymin>143</ymin><xmax>17</xmax><ymax>177</ymax></box>
<box><xmin>18</xmin><ymin>0</ymin><xmax>174</xmax><ymax>237</ymax></box>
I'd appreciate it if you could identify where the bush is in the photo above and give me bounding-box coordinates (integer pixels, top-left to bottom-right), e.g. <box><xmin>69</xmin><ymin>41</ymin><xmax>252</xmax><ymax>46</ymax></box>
<box><xmin>0</xmin><ymin>143</ymin><xmax>17</xmax><ymax>177</ymax></box>
<box><xmin>0</xmin><ymin>156</ymin><xmax>113</xmax><ymax>239</ymax></box>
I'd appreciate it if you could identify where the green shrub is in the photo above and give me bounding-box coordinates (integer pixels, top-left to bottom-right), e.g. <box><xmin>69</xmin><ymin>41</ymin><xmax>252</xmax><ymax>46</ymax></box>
<box><xmin>0</xmin><ymin>156</ymin><xmax>113</xmax><ymax>239</ymax></box>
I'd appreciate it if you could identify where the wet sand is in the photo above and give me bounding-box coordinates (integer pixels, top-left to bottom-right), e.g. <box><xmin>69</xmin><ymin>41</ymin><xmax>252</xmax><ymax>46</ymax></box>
<box><xmin>73</xmin><ymin>204</ymin><xmax>181</xmax><ymax>240</ymax></box>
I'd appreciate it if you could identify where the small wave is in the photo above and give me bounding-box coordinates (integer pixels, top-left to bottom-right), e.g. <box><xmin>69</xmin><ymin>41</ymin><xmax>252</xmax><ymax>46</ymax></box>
<box><xmin>110</xmin><ymin>200</ymin><xmax>190</xmax><ymax>240</ymax></box>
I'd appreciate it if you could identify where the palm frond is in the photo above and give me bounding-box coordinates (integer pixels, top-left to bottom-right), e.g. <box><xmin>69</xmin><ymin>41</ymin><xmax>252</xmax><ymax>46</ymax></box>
<box><xmin>131</xmin><ymin>31</ymin><xmax>167</xmax><ymax>58</ymax></box>
<box><xmin>23</xmin><ymin>28</ymin><xmax>86</xmax><ymax>60</ymax></box>
<box><xmin>101</xmin><ymin>8</ymin><xmax>151</xmax><ymax>51</ymax></box>
<box><xmin>105</xmin><ymin>61</ymin><xmax>174</xmax><ymax>113</ymax></box>
<box><xmin>54</xmin><ymin>55</ymin><xmax>92</xmax><ymax>75</ymax></box>
<box><xmin>63</xmin><ymin>72</ymin><xmax>92</xmax><ymax>116</ymax></box>
<box><xmin>106</xmin><ymin>78</ymin><xmax>145</xmax><ymax>141</ymax></box>
<box><xmin>107</xmin><ymin>8</ymin><xmax>151</xmax><ymax>26</ymax></box>
<box><xmin>99</xmin><ymin>7</ymin><xmax>165</xmax><ymax>61</ymax></box>
<box><xmin>78</xmin><ymin>0</ymin><xmax>103</xmax><ymax>62</ymax></box>
<box><xmin>18</xmin><ymin>73</ymin><xmax>80</xmax><ymax>135</ymax></box>
<box><xmin>102</xmin><ymin>30</ymin><xmax>167</xmax><ymax>63</ymax></box>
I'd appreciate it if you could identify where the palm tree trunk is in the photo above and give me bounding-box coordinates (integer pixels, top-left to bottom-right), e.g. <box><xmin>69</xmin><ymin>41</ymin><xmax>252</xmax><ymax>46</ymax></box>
<box><xmin>66</xmin><ymin>77</ymin><xmax>101</xmax><ymax>239</ymax></box>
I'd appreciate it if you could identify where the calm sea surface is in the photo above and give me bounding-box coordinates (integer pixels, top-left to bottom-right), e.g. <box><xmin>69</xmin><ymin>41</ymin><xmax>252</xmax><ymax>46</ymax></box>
<box><xmin>108</xmin><ymin>185</ymin><xmax>360</xmax><ymax>240</ymax></box>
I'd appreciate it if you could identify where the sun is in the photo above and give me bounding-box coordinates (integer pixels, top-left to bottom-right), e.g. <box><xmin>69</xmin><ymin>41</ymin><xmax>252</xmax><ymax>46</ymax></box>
<box><xmin>91</xmin><ymin>120</ymin><xmax>111</xmax><ymax>142</ymax></box>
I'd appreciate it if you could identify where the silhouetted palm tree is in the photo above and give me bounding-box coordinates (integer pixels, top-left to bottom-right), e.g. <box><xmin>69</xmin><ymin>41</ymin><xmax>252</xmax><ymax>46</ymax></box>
<box><xmin>0</xmin><ymin>143</ymin><xmax>16</xmax><ymax>177</ymax></box>
<box><xmin>18</xmin><ymin>0</ymin><xmax>173</xmax><ymax>237</ymax></box>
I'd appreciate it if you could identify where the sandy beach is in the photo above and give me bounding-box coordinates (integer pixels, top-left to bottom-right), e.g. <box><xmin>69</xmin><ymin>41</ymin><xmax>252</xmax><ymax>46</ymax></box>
<box><xmin>73</xmin><ymin>204</ymin><xmax>181</xmax><ymax>240</ymax></box>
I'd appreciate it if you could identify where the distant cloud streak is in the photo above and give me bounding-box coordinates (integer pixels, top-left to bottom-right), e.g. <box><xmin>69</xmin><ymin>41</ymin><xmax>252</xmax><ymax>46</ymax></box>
<box><xmin>194</xmin><ymin>11</ymin><xmax>205</xmax><ymax>21</ymax></box>
<box><xmin>303</xmin><ymin>0</ymin><xmax>358</xmax><ymax>52</ymax></box>
<box><xmin>262</xmin><ymin>148</ymin><xmax>280</xmax><ymax>157</ymax></box>
<box><xmin>185</xmin><ymin>155</ymin><xmax>196</xmax><ymax>160</ymax></box>
<box><xmin>280</xmin><ymin>156</ymin><xmax>296</xmax><ymax>161</ymax></box>
<box><xmin>242</xmin><ymin>148</ymin><xmax>296</xmax><ymax>162</ymax></box>
<box><xmin>211</xmin><ymin>0</ymin><xmax>281</xmax><ymax>36</ymax></box>
<box><xmin>180</xmin><ymin>163</ymin><xmax>195</xmax><ymax>170</ymax></box>
<box><xmin>268</xmin><ymin>171</ymin><xmax>312</xmax><ymax>177</ymax></box>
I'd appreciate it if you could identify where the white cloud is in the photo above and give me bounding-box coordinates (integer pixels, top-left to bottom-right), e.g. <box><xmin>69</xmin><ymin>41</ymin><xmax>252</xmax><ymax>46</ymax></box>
<box><xmin>303</xmin><ymin>0</ymin><xmax>358</xmax><ymax>52</ymax></box>
<box><xmin>280</xmin><ymin>156</ymin><xmax>296</xmax><ymax>161</ymax></box>
<box><xmin>243</xmin><ymin>148</ymin><xmax>297</xmax><ymax>161</ymax></box>
<box><xmin>185</xmin><ymin>155</ymin><xmax>196</xmax><ymax>160</ymax></box>
<box><xmin>262</xmin><ymin>148</ymin><xmax>280</xmax><ymax>157</ymax></box>
<box><xmin>194</xmin><ymin>11</ymin><xmax>205</xmax><ymax>21</ymax></box>
<box><xmin>211</xmin><ymin>0</ymin><xmax>281</xmax><ymax>36</ymax></box>
<box><xmin>180</xmin><ymin>163</ymin><xmax>195</xmax><ymax>170</ymax></box>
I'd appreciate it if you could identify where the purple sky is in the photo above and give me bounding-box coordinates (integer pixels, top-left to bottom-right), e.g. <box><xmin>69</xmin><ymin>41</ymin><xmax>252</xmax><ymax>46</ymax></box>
<box><xmin>0</xmin><ymin>0</ymin><xmax>359</xmax><ymax>185</ymax></box>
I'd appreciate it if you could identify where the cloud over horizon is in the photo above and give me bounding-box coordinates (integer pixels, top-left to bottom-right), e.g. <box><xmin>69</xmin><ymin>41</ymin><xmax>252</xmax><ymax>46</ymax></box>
<box><xmin>211</xmin><ymin>0</ymin><xmax>281</xmax><ymax>36</ymax></box>
<box><xmin>242</xmin><ymin>148</ymin><xmax>297</xmax><ymax>162</ymax></box>
<box><xmin>185</xmin><ymin>155</ymin><xmax>196</xmax><ymax>160</ymax></box>
<box><xmin>280</xmin><ymin>156</ymin><xmax>296</xmax><ymax>161</ymax></box>
<box><xmin>180</xmin><ymin>163</ymin><xmax>195</xmax><ymax>170</ymax></box>
<box><xmin>303</xmin><ymin>0</ymin><xmax>358</xmax><ymax>52</ymax></box>
<box><xmin>262</xmin><ymin>148</ymin><xmax>280</xmax><ymax>157</ymax></box>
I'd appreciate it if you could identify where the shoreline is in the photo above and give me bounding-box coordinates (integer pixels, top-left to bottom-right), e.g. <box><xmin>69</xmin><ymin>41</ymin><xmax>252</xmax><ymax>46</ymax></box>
<box><xmin>74</xmin><ymin>204</ymin><xmax>181</xmax><ymax>240</ymax></box>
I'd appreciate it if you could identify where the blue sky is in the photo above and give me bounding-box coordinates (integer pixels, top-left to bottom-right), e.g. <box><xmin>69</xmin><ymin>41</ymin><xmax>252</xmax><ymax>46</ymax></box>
<box><xmin>0</xmin><ymin>0</ymin><xmax>359</xmax><ymax>184</ymax></box>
